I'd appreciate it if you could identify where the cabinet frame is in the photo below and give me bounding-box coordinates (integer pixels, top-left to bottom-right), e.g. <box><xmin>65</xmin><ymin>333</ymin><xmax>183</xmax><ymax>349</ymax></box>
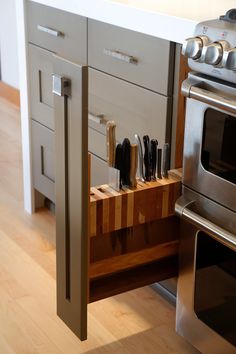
<box><xmin>53</xmin><ymin>55</ymin><xmax>89</xmax><ymax>340</ymax></box>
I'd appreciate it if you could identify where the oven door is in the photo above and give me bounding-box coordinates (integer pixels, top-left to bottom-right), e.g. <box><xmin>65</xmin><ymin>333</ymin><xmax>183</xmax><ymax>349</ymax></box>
<box><xmin>182</xmin><ymin>73</ymin><xmax>236</xmax><ymax>213</ymax></box>
<box><xmin>176</xmin><ymin>190</ymin><xmax>236</xmax><ymax>354</ymax></box>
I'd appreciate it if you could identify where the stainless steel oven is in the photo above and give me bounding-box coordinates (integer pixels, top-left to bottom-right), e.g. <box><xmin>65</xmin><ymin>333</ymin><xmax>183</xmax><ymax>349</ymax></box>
<box><xmin>176</xmin><ymin>189</ymin><xmax>236</xmax><ymax>354</ymax></box>
<box><xmin>182</xmin><ymin>73</ymin><xmax>236</xmax><ymax>212</ymax></box>
<box><xmin>176</xmin><ymin>8</ymin><xmax>236</xmax><ymax>354</ymax></box>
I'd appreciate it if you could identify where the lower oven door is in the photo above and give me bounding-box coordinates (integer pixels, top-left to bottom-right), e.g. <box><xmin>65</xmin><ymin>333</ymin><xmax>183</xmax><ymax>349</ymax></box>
<box><xmin>182</xmin><ymin>72</ymin><xmax>236</xmax><ymax>213</ymax></box>
<box><xmin>175</xmin><ymin>192</ymin><xmax>236</xmax><ymax>354</ymax></box>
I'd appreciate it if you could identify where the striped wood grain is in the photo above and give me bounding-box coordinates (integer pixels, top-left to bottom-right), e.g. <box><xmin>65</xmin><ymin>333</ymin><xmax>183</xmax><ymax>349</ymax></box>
<box><xmin>90</xmin><ymin>171</ymin><xmax>181</xmax><ymax>237</ymax></box>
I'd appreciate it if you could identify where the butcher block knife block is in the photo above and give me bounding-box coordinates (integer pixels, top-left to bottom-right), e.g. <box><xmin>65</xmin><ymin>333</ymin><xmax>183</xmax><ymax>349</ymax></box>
<box><xmin>90</xmin><ymin>169</ymin><xmax>182</xmax><ymax>237</ymax></box>
<box><xmin>88</xmin><ymin>168</ymin><xmax>182</xmax><ymax>302</ymax></box>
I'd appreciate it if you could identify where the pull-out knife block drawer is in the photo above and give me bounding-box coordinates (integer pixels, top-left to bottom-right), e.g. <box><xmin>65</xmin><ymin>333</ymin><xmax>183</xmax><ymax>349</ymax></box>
<box><xmin>89</xmin><ymin>169</ymin><xmax>182</xmax><ymax>302</ymax></box>
<box><xmin>90</xmin><ymin>170</ymin><xmax>181</xmax><ymax>236</ymax></box>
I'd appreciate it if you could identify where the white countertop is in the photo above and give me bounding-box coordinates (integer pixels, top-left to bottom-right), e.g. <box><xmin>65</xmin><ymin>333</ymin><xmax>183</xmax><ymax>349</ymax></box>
<box><xmin>29</xmin><ymin>0</ymin><xmax>236</xmax><ymax>43</ymax></box>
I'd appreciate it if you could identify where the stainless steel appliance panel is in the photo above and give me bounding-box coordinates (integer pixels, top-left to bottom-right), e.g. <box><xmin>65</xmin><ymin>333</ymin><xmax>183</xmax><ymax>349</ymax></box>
<box><xmin>182</xmin><ymin>73</ymin><xmax>236</xmax><ymax>213</ymax></box>
<box><xmin>176</xmin><ymin>187</ymin><xmax>236</xmax><ymax>354</ymax></box>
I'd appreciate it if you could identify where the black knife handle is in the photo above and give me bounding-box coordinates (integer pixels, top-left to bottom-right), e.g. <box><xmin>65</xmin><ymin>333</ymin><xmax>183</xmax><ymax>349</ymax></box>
<box><xmin>157</xmin><ymin>148</ymin><xmax>162</xmax><ymax>179</ymax></box>
<box><xmin>162</xmin><ymin>143</ymin><xmax>169</xmax><ymax>178</ymax></box>
<box><xmin>151</xmin><ymin>139</ymin><xmax>158</xmax><ymax>179</ymax></box>
<box><xmin>143</xmin><ymin>135</ymin><xmax>151</xmax><ymax>181</ymax></box>
<box><xmin>122</xmin><ymin>138</ymin><xmax>131</xmax><ymax>186</ymax></box>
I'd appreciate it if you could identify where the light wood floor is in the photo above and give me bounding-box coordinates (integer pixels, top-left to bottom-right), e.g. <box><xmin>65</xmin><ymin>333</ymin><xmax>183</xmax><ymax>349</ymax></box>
<box><xmin>0</xmin><ymin>97</ymin><xmax>199</xmax><ymax>354</ymax></box>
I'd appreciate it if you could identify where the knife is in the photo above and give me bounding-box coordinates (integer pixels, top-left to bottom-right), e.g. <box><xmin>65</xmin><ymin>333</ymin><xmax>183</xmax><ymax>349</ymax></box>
<box><xmin>106</xmin><ymin>121</ymin><xmax>120</xmax><ymax>191</ymax></box>
<box><xmin>162</xmin><ymin>143</ymin><xmax>170</xmax><ymax>178</ymax></box>
<box><xmin>157</xmin><ymin>148</ymin><xmax>162</xmax><ymax>179</ymax></box>
<box><xmin>134</xmin><ymin>134</ymin><xmax>145</xmax><ymax>182</ymax></box>
<box><xmin>122</xmin><ymin>138</ymin><xmax>131</xmax><ymax>186</ymax></box>
<box><xmin>106</xmin><ymin>121</ymin><xmax>116</xmax><ymax>167</ymax></box>
<box><xmin>130</xmin><ymin>144</ymin><xmax>138</xmax><ymax>187</ymax></box>
<box><xmin>151</xmin><ymin>139</ymin><xmax>158</xmax><ymax>180</ymax></box>
<box><xmin>115</xmin><ymin>143</ymin><xmax>123</xmax><ymax>188</ymax></box>
<box><xmin>143</xmin><ymin>135</ymin><xmax>151</xmax><ymax>181</ymax></box>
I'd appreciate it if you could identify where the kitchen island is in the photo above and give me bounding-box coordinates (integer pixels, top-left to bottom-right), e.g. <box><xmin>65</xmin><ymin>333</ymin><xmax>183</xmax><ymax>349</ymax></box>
<box><xmin>15</xmin><ymin>0</ymin><xmax>236</xmax><ymax>341</ymax></box>
<box><xmin>16</xmin><ymin>0</ymin><xmax>235</xmax><ymax>212</ymax></box>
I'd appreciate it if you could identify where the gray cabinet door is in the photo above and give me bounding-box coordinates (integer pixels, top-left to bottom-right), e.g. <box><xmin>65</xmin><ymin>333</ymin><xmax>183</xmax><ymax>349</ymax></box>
<box><xmin>31</xmin><ymin>120</ymin><xmax>55</xmax><ymax>202</ymax></box>
<box><xmin>53</xmin><ymin>55</ymin><xmax>88</xmax><ymax>340</ymax></box>
<box><xmin>28</xmin><ymin>44</ymin><xmax>54</xmax><ymax>130</ymax></box>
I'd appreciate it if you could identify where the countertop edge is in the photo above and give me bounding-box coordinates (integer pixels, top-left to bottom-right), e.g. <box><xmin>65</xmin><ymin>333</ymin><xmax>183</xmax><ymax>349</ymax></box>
<box><xmin>28</xmin><ymin>0</ymin><xmax>198</xmax><ymax>44</ymax></box>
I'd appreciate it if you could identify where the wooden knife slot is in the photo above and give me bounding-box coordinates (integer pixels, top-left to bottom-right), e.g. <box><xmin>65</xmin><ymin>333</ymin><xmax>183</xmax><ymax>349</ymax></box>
<box><xmin>88</xmin><ymin>169</ymin><xmax>182</xmax><ymax>302</ymax></box>
<box><xmin>90</xmin><ymin>169</ymin><xmax>182</xmax><ymax>237</ymax></box>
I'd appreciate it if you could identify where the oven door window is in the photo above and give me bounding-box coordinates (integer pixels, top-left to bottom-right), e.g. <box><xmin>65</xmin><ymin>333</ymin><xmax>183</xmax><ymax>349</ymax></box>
<box><xmin>201</xmin><ymin>108</ymin><xmax>236</xmax><ymax>184</ymax></box>
<box><xmin>194</xmin><ymin>232</ymin><xmax>236</xmax><ymax>346</ymax></box>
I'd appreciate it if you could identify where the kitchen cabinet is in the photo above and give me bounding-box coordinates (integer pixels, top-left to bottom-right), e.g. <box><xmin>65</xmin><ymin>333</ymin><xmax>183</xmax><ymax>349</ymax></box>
<box><xmin>31</xmin><ymin>119</ymin><xmax>55</xmax><ymax>202</ymax></box>
<box><xmin>53</xmin><ymin>57</ymin><xmax>88</xmax><ymax>341</ymax></box>
<box><xmin>26</xmin><ymin>0</ymin><xmax>181</xmax><ymax>341</ymax></box>
<box><xmin>88</xmin><ymin>19</ymin><xmax>174</xmax><ymax>95</ymax></box>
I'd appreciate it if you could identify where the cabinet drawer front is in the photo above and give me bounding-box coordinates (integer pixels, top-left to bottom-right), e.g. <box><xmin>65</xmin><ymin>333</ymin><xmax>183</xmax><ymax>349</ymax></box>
<box><xmin>89</xmin><ymin>68</ymin><xmax>171</xmax><ymax>149</ymax></box>
<box><xmin>90</xmin><ymin>154</ymin><xmax>109</xmax><ymax>187</ymax></box>
<box><xmin>27</xmin><ymin>1</ymin><xmax>87</xmax><ymax>63</ymax></box>
<box><xmin>88</xmin><ymin>128</ymin><xmax>106</xmax><ymax>161</ymax></box>
<box><xmin>88</xmin><ymin>19</ymin><xmax>174</xmax><ymax>95</ymax></box>
<box><xmin>31</xmin><ymin>120</ymin><xmax>55</xmax><ymax>202</ymax></box>
<box><xmin>28</xmin><ymin>44</ymin><xmax>54</xmax><ymax>130</ymax></box>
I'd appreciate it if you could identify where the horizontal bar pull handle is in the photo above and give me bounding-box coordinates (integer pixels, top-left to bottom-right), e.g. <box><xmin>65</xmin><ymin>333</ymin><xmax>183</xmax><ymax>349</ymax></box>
<box><xmin>88</xmin><ymin>112</ymin><xmax>107</xmax><ymax>126</ymax></box>
<box><xmin>176</xmin><ymin>198</ymin><xmax>236</xmax><ymax>251</ymax></box>
<box><xmin>37</xmin><ymin>24</ymin><xmax>64</xmax><ymax>38</ymax></box>
<box><xmin>103</xmin><ymin>48</ymin><xmax>138</xmax><ymax>65</ymax></box>
<box><xmin>181</xmin><ymin>78</ymin><xmax>236</xmax><ymax>115</ymax></box>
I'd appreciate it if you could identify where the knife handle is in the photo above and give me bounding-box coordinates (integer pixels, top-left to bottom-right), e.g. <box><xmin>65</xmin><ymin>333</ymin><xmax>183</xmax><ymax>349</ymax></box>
<box><xmin>162</xmin><ymin>143</ymin><xmax>169</xmax><ymax>178</ymax></box>
<box><xmin>143</xmin><ymin>135</ymin><xmax>151</xmax><ymax>181</ymax></box>
<box><xmin>106</xmin><ymin>121</ymin><xmax>116</xmax><ymax>167</ymax></box>
<box><xmin>157</xmin><ymin>148</ymin><xmax>162</xmax><ymax>179</ymax></box>
<box><xmin>130</xmin><ymin>144</ymin><xmax>138</xmax><ymax>187</ymax></box>
<box><xmin>122</xmin><ymin>138</ymin><xmax>131</xmax><ymax>186</ymax></box>
<box><xmin>134</xmin><ymin>134</ymin><xmax>145</xmax><ymax>182</ymax></box>
<box><xmin>151</xmin><ymin>139</ymin><xmax>158</xmax><ymax>179</ymax></box>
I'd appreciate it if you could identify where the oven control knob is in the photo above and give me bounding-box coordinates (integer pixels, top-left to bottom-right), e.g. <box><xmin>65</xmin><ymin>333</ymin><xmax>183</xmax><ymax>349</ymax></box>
<box><xmin>222</xmin><ymin>48</ymin><xmax>236</xmax><ymax>70</ymax></box>
<box><xmin>182</xmin><ymin>36</ymin><xmax>209</xmax><ymax>60</ymax></box>
<box><xmin>202</xmin><ymin>40</ymin><xmax>230</xmax><ymax>66</ymax></box>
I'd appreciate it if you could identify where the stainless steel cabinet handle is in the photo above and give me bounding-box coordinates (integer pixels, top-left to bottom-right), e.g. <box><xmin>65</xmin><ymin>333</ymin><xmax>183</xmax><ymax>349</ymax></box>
<box><xmin>180</xmin><ymin>202</ymin><xmax>236</xmax><ymax>251</ymax></box>
<box><xmin>52</xmin><ymin>74</ymin><xmax>71</xmax><ymax>97</ymax></box>
<box><xmin>88</xmin><ymin>112</ymin><xmax>107</xmax><ymax>125</ymax></box>
<box><xmin>103</xmin><ymin>48</ymin><xmax>138</xmax><ymax>64</ymax></box>
<box><xmin>37</xmin><ymin>25</ymin><xmax>64</xmax><ymax>37</ymax></box>
<box><xmin>181</xmin><ymin>78</ymin><xmax>236</xmax><ymax>114</ymax></box>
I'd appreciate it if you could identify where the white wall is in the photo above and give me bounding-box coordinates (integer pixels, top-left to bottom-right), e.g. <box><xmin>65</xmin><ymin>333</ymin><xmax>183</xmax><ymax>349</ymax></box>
<box><xmin>0</xmin><ymin>0</ymin><xmax>19</xmax><ymax>88</ymax></box>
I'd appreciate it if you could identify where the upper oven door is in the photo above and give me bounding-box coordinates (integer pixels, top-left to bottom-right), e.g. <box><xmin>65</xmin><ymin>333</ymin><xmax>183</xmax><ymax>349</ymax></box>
<box><xmin>182</xmin><ymin>73</ymin><xmax>236</xmax><ymax>212</ymax></box>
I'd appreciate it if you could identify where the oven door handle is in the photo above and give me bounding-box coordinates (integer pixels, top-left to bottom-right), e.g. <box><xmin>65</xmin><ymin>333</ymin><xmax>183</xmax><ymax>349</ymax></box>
<box><xmin>176</xmin><ymin>198</ymin><xmax>236</xmax><ymax>251</ymax></box>
<box><xmin>181</xmin><ymin>78</ymin><xmax>236</xmax><ymax>115</ymax></box>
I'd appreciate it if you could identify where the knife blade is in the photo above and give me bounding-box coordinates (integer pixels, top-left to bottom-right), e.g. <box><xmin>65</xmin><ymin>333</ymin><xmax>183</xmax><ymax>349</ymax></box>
<box><xmin>115</xmin><ymin>143</ymin><xmax>123</xmax><ymax>188</ymax></box>
<box><xmin>134</xmin><ymin>134</ymin><xmax>145</xmax><ymax>182</ymax></box>
<box><xmin>130</xmin><ymin>144</ymin><xmax>138</xmax><ymax>187</ymax></box>
<box><xmin>121</xmin><ymin>138</ymin><xmax>131</xmax><ymax>186</ymax></box>
<box><xmin>151</xmin><ymin>139</ymin><xmax>158</xmax><ymax>180</ymax></box>
<box><xmin>143</xmin><ymin>135</ymin><xmax>151</xmax><ymax>181</ymax></box>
